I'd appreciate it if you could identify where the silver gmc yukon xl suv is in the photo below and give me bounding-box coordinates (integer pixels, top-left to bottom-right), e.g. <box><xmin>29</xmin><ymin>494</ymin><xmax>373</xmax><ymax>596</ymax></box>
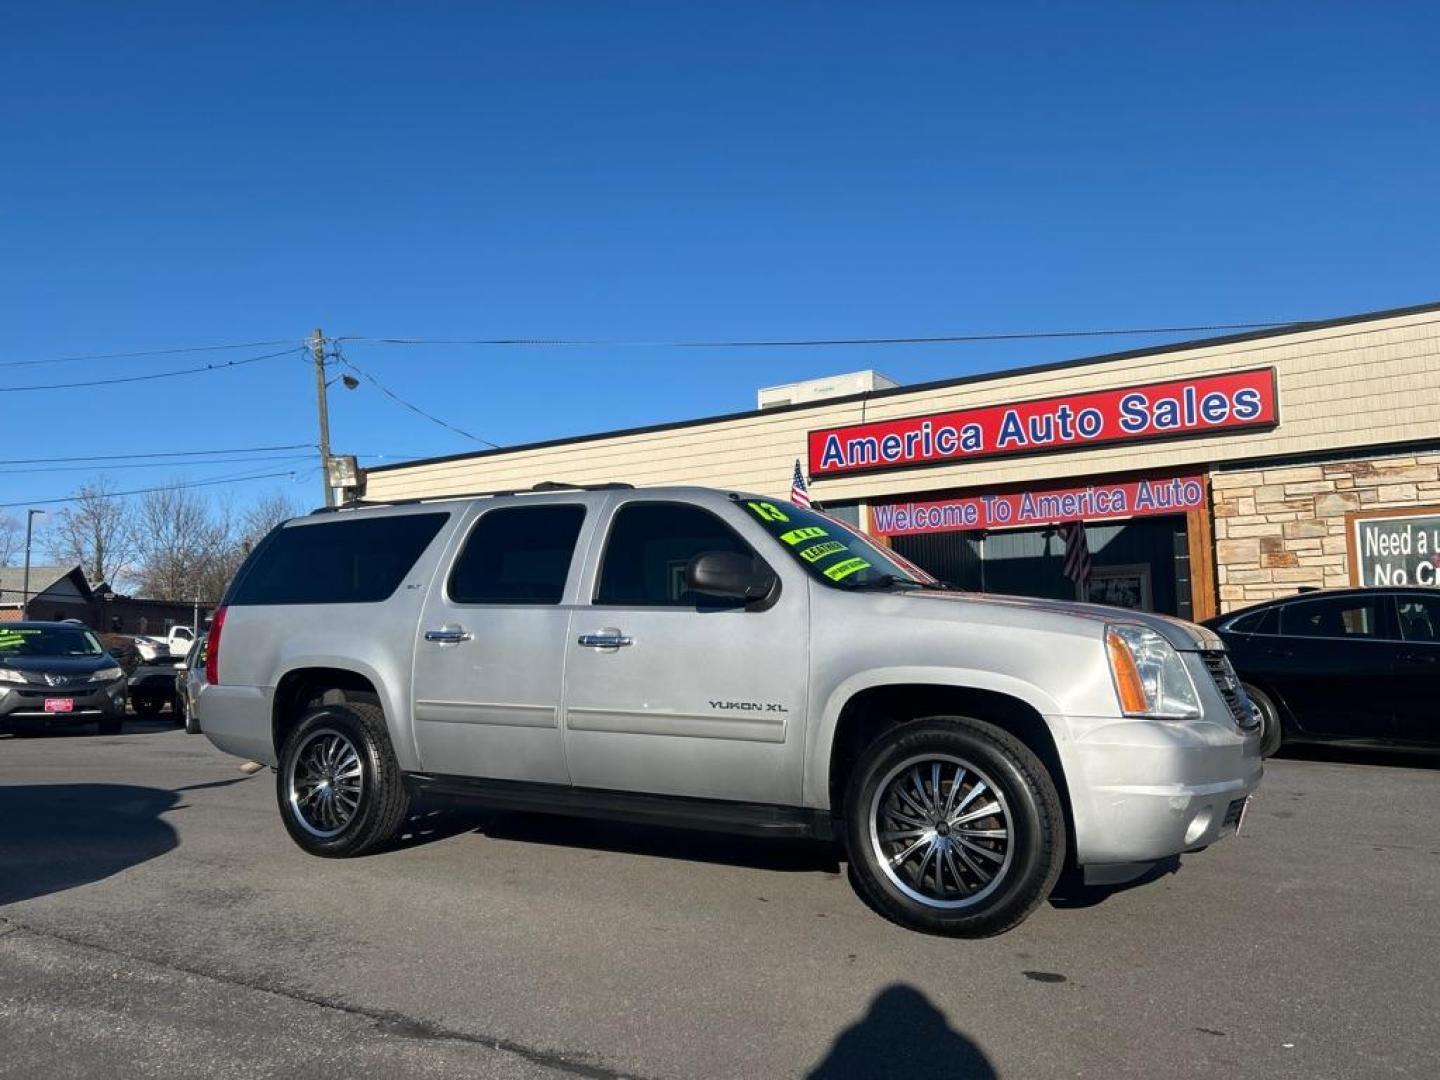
<box><xmin>199</xmin><ymin>483</ymin><xmax>1261</xmax><ymax>936</ymax></box>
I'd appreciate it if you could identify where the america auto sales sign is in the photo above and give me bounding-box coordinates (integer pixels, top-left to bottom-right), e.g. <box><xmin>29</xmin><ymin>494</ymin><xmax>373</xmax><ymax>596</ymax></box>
<box><xmin>807</xmin><ymin>368</ymin><xmax>1278</xmax><ymax>477</ymax></box>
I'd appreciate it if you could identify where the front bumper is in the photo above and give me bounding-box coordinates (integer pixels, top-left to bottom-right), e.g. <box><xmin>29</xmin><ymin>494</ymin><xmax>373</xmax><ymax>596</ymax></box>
<box><xmin>0</xmin><ymin>678</ymin><xmax>128</xmax><ymax>724</ymax></box>
<box><xmin>1058</xmin><ymin>711</ymin><xmax>1263</xmax><ymax>868</ymax></box>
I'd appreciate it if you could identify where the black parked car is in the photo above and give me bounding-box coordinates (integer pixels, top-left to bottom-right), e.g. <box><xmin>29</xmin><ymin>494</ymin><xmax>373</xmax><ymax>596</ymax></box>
<box><xmin>128</xmin><ymin>661</ymin><xmax>184</xmax><ymax>720</ymax></box>
<box><xmin>0</xmin><ymin>622</ymin><xmax>129</xmax><ymax>735</ymax></box>
<box><xmin>1206</xmin><ymin>587</ymin><xmax>1439</xmax><ymax>756</ymax></box>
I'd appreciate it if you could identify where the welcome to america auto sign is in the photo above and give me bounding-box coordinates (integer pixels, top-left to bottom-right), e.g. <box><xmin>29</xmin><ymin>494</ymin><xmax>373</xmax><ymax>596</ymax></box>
<box><xmin>807</xmin><ymin>368</ymin><xmax>1278</xmax><ymax>478</ymax></box>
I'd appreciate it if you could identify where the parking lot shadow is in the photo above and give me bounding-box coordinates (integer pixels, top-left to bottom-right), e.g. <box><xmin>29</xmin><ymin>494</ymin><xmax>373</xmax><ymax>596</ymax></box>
<box><xmin>0</xmin><ymin>784</ymin><xmax>179</xmax><ymax>907</ymax></box>
<box><xmin>807</xmin><ymin>984</ymin><xmax>997</xmax><ymax>1079</ymax></box>
<box><xmin>394</xmin><ymin>797</ymin><xmax>843</xmax><ymax>873</ymax></box>
<box><xmin>1047</xmin><ymin>855</ymin><xmax>1181</xmax><ymax>910</ymax></box>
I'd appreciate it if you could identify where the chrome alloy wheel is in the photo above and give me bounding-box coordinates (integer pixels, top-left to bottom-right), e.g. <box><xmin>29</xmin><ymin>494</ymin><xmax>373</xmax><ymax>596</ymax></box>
<box><xmin>286</xmin><ymin>727</ymin><xmax>364</xmax><ymax>839</ymax></box>
<box><xmin>868</xmin><ymin>754</ymin><xmax>1014</xmax><ymax>909</ymax></box>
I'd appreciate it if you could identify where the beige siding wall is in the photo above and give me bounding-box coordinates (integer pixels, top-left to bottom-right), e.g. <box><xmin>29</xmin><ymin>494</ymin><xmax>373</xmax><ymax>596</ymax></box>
<box><xmin>364</xmin><ymin>309</ymin><xmax>1440</xmax><ymax>504</ymax></box>
<box><xmin>1212</xmin><ymin>450</ymin><xmax>1440</xmax><ymax>611</ymax></box>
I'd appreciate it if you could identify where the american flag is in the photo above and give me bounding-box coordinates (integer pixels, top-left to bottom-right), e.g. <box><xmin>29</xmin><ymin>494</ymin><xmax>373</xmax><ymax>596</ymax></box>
<box><xmin>1061</xmin><ymin>521</ymin><xmax>1091</xmax><ymax>587</ymax></box>
<box><xmin>790</xmin><ymin>459</ymin><xmax>812</xmax><ymax>508</ymax></box>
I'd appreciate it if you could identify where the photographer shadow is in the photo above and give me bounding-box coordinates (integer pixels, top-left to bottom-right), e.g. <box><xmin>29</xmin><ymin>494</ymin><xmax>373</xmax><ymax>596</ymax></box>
<box><xmin>0</xmin><ymin>784</ymin><xmax>180</xmax><ymax>907</ymax></box>
<box><xmin>807</xmin><ymin>984</ymin><xmax>997</xmax><ymax>1080</ymax></box>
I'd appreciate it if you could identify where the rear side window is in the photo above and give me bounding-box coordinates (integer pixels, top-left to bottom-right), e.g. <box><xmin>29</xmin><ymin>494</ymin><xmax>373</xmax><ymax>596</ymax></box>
<box><xmin>230</xmin><ymin>513</ymin><xmax>448</xmax><ymax>605</ymax></box>
<box><xmin>1227</xmin><ymin>607</ymin><xmax>1278</xmax><ymax>634</ymax></box>
<box><xmin>448</xmin><ymin>505</ymin><xmax>586</xmax><ymax>604</ymax></box>
<box><xmin>1279</xmin><ymin>596</ymin><xmax>1380</xmax><ymax>639</ymax></box>
<box><xmin>595</xmin><ymin>502</ymin><xmax>754</xmax><ymax>606</ymax></box>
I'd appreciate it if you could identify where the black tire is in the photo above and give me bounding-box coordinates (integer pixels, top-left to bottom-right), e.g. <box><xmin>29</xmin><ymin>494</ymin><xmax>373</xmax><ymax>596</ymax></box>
<box><xmin>276</xmin><ymin>702</ymin><xmax>410</xmax><ymax>857</ymax></box>
<box><xmin>131</xmin><ymin>696</ymin><xmax>163</xmax><ymax>719</ymax></box>
<box><xmin>182</xmin><ymin>697</ymin><xmax>202</xmax><ymax>735</ymax></box>
<box><xmin>97</xmin><ymin>716</ymin><xmax>123</xmax><ymax>736</ymax></box>
<box><xmin>844</xmin><ymin>716</ymin><xmax>1065</xmax><ymax>937</ymax></box>
<box><xmin>1243</xmin><ymin>683</ymin><xmax>1285</xmax><ymax>758</ymax></box>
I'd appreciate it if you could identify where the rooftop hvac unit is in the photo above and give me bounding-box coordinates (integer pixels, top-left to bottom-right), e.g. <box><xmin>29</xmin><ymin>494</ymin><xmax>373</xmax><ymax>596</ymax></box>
<box><xmin>756</xmin><ymin>370</ymin><xmax>900</xmax><ymax>410</ymax></box>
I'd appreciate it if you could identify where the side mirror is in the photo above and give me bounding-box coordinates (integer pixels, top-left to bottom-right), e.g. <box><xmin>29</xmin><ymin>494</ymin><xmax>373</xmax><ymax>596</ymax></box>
<box><xmin>685</xmin><ymin>551</ymin><xmax>777</xmax><ymax>605</ymax></box>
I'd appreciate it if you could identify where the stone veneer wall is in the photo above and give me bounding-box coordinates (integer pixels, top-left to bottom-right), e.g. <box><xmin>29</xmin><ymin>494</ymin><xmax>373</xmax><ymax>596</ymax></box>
<box><xmin>1210</xmin><ymin>450</ymin><xmax>1440</xmax><ymax>611</ymax></box>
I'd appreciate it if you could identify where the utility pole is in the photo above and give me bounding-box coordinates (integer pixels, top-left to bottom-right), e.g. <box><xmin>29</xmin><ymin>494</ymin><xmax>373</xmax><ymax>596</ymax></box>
<box><xmin>312</xmin><ymin>328</ymin><xmax>333</xmax><ymax>507</ymax></box>
<box><xmin>21</xmin><ymin>508</ymin><xmax>45</xmax><ymax>615</ymax></box>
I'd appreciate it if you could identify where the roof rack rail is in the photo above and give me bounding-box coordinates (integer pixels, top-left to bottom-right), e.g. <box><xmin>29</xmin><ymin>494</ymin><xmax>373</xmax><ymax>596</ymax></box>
<box><xmin>528</xmin><ymin>480</ymin><xmax>635</xmax><ymax>492</ymax></box>
<box><xmin>311</xmin><ymin>479</ymin><xmax>635</xmax><ymax>514</ymax></box>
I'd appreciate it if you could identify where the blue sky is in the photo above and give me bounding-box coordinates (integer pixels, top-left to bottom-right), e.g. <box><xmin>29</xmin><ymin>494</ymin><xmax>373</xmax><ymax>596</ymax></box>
<box><xmin>3</xmin><ymin>2</ymin><xmax>1437</xmax><ymax>534</ymax></box>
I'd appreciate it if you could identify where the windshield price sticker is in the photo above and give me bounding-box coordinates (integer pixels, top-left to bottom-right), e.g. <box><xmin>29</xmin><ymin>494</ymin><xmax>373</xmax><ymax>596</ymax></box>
<box><xmin>798</xmin><ymin>540</ymin><xmax>847</xmax><ymax>563</ymax></box>
<box><xmin>779</xmin><ymin>526</ymin><xmax>828</xmax><ymax>545</ymax></box>
<box><xmin>823</xmin><ymin>557</ymin><xmax>872</xmax><ymax>581</ymax></box>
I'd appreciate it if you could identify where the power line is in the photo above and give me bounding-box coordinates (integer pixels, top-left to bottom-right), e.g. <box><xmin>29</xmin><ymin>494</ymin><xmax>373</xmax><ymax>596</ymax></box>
<box><xmin>0</xmin><ymin>346</ymin><xmax>306</xmax><ymax>393</ymax></box>
<box><xmin>334</xmin><ymin>348</ymin><xmax>501</xmax><ymax>449</ymax></box>
<box><xmin>335</xmin><ymin>320</ymin><xmax>1296</xmax><ymax>350</ymax></box>
<box><xmin>0</xmin><ymin>467</ymin><xmax>309</xmax><ymax>509</ymax></box>
<box><xmin>1</xmin><ymin>454</ymin><xmax>315</xmax><ymax>477</ymax></box>
<box><xmin>0</xmin><ymin>442</ymin><xmax>315</xmax><ymax>466</ymax></box>
<box><xmin>1</xmin><ymin>338</ymin><xmax>304</xmax><ymax>369</ymax></box>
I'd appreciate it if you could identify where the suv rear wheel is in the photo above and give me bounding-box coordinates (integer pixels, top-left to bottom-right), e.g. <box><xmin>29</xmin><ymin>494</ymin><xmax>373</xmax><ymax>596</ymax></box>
<box><xmin>844</xmin><ymin>716</ymin><xmax>1065</xmax><ymax>937</ymax></box>
<box><xmin>277</xmin><ymin>703</ymin><xmax>410</xmax><ymax>857</ymax></box>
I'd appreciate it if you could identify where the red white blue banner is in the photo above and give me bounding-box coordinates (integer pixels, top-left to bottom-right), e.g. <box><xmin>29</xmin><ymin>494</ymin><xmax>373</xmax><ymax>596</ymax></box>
<box><xmin>871</xmin><ymin>474</ymin><xmax>1207</xmax><ymax>536</ymax></box>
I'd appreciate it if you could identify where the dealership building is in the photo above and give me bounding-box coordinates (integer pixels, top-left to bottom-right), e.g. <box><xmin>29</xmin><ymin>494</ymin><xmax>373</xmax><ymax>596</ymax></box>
<box><xmin>361</xmin><ymin>301</ymin><xmax>1440</xmax><ymax>621</ymax></box>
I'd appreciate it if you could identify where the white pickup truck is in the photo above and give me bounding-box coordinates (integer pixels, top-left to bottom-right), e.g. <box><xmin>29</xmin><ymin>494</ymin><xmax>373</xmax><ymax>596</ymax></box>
<box><xmin>137</xmin><ymin>625</ymin><xmax>196</xmax><ymax>662</ymax></box>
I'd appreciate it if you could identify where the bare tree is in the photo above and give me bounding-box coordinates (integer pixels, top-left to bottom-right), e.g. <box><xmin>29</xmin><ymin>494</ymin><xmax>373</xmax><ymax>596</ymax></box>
<box><xmin>48</xmin><ymin>481</ymin><xmax>136</xmax><ymax>587</ymax></box>
<box><xmin>238</xmin><ymin>491</ymin><xmax>304</xmax><ymax>550</ymax></box>
<box><xmin>130</xmin><ymin>484</ymin><xmax>233</xmax><ymax>602</ymax></box>
<box><xmin>0</xmin><ymin>513</ymin><xmax>21</xmax><ymax>568</ymax></box>
<box><xmin>191</xmin><ymin>490</ymin><xmax>304</xmax><ymax>602</ymax></box>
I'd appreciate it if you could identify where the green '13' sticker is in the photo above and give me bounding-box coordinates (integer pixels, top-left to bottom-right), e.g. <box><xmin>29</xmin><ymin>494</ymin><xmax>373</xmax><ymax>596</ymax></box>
<box><xmin>745</xmin><ymin>501</ymin><xmax>790</xmax><ymax>523</ymax></box>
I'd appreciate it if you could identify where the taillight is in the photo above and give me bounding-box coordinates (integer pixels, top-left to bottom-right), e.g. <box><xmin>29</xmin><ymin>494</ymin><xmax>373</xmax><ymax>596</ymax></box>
<box><xmin>206</xmin><ymin>606</ymin><xmax>227</xmax><ymax>685</ymax></box>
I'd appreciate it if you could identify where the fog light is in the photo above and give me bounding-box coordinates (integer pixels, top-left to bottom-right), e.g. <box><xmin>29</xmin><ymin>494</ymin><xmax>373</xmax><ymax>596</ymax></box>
<box><xmin>1184</xmin><ymin>806</ymin><xmax>1214</xmax><ymax>845</ymax></box>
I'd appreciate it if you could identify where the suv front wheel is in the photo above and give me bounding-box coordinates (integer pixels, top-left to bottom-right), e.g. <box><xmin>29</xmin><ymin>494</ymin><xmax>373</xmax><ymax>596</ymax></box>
<box><xmin>277</xmin><ymin>703</ymin><xmax>410</xmax><ymax>857</ymax></box>
<box><xmin>844</xmin><ymin>716</ymin><xmax>1065</xmax><ymax>937</ymax></box>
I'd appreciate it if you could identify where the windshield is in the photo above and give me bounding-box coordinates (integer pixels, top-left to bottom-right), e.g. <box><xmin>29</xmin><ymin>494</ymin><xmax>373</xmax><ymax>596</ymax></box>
<box><xmin>0</xmin><ymin>626</ymin><xmax>105</xmax><ymax>659</ymax></box>
<box><xmin>739</xmin><ymin>498</ymin><xmax>940</xmax><ymax>590</ymax></box>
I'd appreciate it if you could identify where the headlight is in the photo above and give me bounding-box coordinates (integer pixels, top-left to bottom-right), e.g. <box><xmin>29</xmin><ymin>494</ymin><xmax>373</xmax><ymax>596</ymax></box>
<box><xmin>0</xmin><ymin>668</ymin><xmax>27</xmax><ymax>685</ymax></box>
<box><xmin>1105</xmin><ymin>624</ymin><xmax>1202</xmax><ymax>719</ymax></box>
<box><xmin>91</xmin><ymin>666</ymin><xmax>124</xmax><ymax>682</ymax></box>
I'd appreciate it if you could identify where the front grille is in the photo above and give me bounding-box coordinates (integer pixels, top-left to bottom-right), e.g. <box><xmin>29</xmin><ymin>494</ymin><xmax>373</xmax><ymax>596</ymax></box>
<box><xmin>10</xmin><ymin>676</ymin><xmax>87</xmax><ymax>690</ymax></box>
<box><xmin>1199</xmin><ymin>650</ymin><xmax>1256</xmax><ymax>729</ymax></box>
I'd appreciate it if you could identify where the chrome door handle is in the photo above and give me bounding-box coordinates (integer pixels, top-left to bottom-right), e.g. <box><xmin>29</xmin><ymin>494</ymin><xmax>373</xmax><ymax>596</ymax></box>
<box><xmin>577</xmin><ymin>632</ymin><xmax>633</xmax><ymax>649</ymax></box>
<box><xmin>424</xmin><ymin>627</ymin><xmax>473</xmax><ymax>644</ymax></box>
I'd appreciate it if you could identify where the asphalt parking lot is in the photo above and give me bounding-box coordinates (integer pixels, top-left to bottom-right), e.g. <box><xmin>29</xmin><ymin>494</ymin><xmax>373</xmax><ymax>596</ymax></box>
<box><xmin>2</xmin><ymin>722</ymin><xmax>1437</xmax><ymax>1080</ymax></box>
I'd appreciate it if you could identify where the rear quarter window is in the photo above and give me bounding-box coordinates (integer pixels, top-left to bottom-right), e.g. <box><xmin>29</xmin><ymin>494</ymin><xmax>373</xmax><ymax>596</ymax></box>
<box><xmin>1226</xmin><ymin>607</ymin><xmax>1278</xmax><ymax>634</ymax></box>
<box><xmin>229</xmin><ymin>512</ymin><xmax>449</xmax><ymax>605</ymax></box>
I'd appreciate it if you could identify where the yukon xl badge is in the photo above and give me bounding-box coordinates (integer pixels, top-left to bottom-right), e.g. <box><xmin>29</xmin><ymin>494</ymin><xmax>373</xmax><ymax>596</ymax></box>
<box><xmin>709</xmin><ymin>700</ymin><xmax>787</xmax><ymax>713</ymax></box>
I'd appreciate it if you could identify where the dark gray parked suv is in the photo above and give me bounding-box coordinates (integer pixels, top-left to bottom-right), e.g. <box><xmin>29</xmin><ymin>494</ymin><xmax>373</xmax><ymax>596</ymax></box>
<box><xmin>0</xmin><ymin>622</ymin><xmax>128</xmax><ymax>734</ymax></box>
